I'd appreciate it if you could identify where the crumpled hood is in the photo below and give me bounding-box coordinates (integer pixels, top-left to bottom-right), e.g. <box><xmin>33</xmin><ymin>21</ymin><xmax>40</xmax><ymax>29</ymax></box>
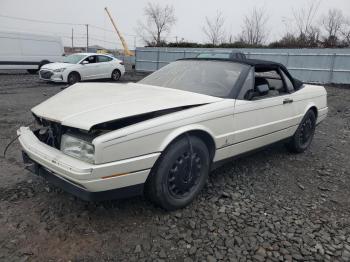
<box><xmin>31</xmin><ymin>82</ymin><xmax>222</xmax><ymax>130</ymax></box>
<box><xmin>41</xmin><ymin>62</ymin><xmax>74</xmax><ymax>70</ymax></box>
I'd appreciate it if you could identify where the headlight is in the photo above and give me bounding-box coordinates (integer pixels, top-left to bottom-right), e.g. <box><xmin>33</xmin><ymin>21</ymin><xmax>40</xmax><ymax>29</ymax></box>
<box><xmin>60</xmin><ymin>134</ymin><xmax>94</xmax><ymax>163</ymax></box>
<box><xmin>53</xmin><ymin>68</ymin><xmax>66</xmax><ymax>73</ymax></box>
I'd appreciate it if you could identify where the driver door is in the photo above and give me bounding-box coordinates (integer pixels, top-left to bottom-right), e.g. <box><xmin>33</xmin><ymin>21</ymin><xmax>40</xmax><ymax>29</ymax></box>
<box><xmin>229</xmin><ymin>67</ymin><xmax>298</xmax><ymax>156</ymax></box>
<box><xmin>79</xmin><ymin>55</ymin><xmax>100</xmax><ymax>80</ymax></box>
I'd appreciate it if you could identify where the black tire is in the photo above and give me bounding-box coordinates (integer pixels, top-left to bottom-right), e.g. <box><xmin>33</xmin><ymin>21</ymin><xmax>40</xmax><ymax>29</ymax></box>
<box><xmin>111</xmin><ymin>69</ymin><xmax>121</xmax><ymax>81</ymax></box>
<box><xmin>39</xmin><ymin>60</ymin><xmax>50</xmax><ymax>69</ymax></box>
<box><xmin>27</xmin><ymin>69</ymin><xmax>38</xmax><ymax>74</ymax></box>
<box><xmin>286</xmin><ymin>110</ymin><xmax>316</xmax><ymax>153</ymax></box>
<box><xmin>67</xmin><ymin>72</ymin><xmax>80</xmax><ymax>85</ymax></box>
<box><xmin>145</xmin><ymin>135</ymin><xmax>210</xmax><ymax>211</ymax></box>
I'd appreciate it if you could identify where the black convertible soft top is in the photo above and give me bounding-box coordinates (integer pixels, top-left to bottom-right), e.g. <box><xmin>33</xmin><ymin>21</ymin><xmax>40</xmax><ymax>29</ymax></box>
<box><xmin>179</xmin><ymin>57</ymin><xmax>303</xmax><ymax>90</ymax></box>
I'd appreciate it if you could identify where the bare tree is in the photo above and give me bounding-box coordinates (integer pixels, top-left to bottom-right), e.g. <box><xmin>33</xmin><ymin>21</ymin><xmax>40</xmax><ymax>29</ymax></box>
<box><xmin>293</xmin><ymin>1</ymin><xmax>320</xmax><ymax>36</ymax></box>
<box><xmin>137</xmin><ymin>2</ymin><xmax>176</xmax><ymax>46</ymax></box>
<box><xmin>321</xmin><ymin>9</ymin><xmax>345</xmax><ymax>46</ymax></box>
<box><xmin>238</xmin><ymin>8</ymin><xmax>269</xmax><ymax>45</ymax></box>
<box><xmin>202</xmin><ymin>11</ymin><xmax>226</xmax><ymax>45</ymax></box>
<box><xmin>340</xmin><ymin>18</ymin><xmax>350</xmax><ymax>46</ymax></box>
<box><xmin>290</xmin><ymin>0</ymin><xmax>321</xmax><ymax>46</ymax></box>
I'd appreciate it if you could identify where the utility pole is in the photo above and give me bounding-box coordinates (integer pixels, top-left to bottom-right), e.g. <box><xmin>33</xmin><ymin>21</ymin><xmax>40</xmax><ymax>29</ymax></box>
<box><xmin>71</xmin><ymin>28</ymin><xmax>74</xmax><ymax>51</ymax></box>
<box><xmin>85</xmin><ymin>24</ymin><xmax>89</xmax><ymax>52</ymax></box>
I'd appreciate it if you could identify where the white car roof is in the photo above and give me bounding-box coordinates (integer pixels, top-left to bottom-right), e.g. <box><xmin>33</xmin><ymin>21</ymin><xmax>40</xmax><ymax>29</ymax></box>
<box><xmin>75</xmin><ymin>52</ymin><xmax>113</xmax><ymax>56</ymax></box>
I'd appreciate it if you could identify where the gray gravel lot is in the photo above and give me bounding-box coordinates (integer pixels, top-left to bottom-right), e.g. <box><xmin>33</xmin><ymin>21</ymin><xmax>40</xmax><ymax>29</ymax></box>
<box><xmin>0</xmin><ymin>71</ymin><xmax>350</xmax><ymax>262</ymax></box>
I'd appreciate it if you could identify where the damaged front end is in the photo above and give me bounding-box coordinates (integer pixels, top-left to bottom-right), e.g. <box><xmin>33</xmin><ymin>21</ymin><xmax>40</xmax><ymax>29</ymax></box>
<box><xmin>31</xmin><ymin>116</ymin><xmax>64</xmax><ymax>149</ymax></box>
<box><xmin>31</xmin><ymin>115</ymin><xmax>100</xmax><ymax>163</ymax></box>
<box><xmin>30</xmin><ymin>104</ymin><xmax>202</xmax><ymax>164</ymax></box>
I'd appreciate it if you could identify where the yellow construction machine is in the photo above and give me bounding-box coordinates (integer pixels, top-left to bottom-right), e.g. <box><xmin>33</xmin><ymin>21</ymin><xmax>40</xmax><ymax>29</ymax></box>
<box><xmin>104</xmin><ymin>7</ymin><xmax>134</xmax><ymax>56</ymax></box>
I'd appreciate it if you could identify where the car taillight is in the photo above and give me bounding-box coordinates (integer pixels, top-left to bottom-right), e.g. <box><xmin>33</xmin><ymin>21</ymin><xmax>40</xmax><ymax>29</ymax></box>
<box><xmin>120</xmin><ymin>62</ymin><xmax>124</xmax><ymax>65</ymax></box>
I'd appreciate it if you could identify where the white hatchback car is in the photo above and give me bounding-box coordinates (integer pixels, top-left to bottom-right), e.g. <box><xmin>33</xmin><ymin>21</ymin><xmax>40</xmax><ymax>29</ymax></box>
<box><xmin>39</xmin><ymin>53</ymin><xmax>125</xmax><ymax>84</ymax></box>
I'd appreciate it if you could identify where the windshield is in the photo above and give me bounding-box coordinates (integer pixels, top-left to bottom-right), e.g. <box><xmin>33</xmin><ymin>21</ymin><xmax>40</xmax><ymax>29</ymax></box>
<box><xmin>63</xmin><ymin>54</ymin><xmax>86</xmax><ymax>64</ymax></box>
<box><xmin>138</xmin><ymin>60</ymin><xmax>247</xmax><ymax>98</ymax></box>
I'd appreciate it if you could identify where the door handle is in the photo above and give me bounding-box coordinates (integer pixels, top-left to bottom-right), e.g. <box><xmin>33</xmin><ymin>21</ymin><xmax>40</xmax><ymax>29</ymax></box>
<box><xmin>283</xmin><ymin>98</ymin><xmax>293</xmax><ymax>104</ymax></box>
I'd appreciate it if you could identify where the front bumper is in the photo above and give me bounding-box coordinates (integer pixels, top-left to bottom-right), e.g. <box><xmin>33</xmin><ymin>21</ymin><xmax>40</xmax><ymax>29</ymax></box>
<box><xmin>17</xmin><ymin>127</ymin><xmax>159</xmax><ymax>200</ymax></box>
<box><xmin>39</xmin><ymin>70</ymin><xmax>66</xmax><ymax>82</ymax></box>
<box><xmin>22</xmin><ymin>152</ymin><xmax>143</xmax><ymax>201</ymax></box>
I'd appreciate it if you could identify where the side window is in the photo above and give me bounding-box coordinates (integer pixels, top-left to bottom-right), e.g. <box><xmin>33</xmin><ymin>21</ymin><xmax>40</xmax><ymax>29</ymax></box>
<box><xmin>97</xmin><ymin>55</ymin><xmax>113</xmax><ymax>63</ymax></box>
<box><xmin>280</xmin><ymin>70</ymin><xmax>294</xmax><ymax>92</ymax></box>
<box><xmin>251</xmin><ymin>69</ymin><xmax>289</xmax><ymax>100</ymax></box>
<box><xmin>239</xmin><ymin>68</ymin><xmax>294</xmax><ymax>101</ymax></box>
<box><xmin>237</xmin><ymin>68</ymin><xmax>254</xmax><ymax>100</ymax></box>
<box><xmin>256</xmin><ymin>70</ymin><xmax>286</xmax><ymax>94</ymax></box>
<box><xmin>83</xmin><ymin>55</ymin><xmax>97</xmax><ymax>64</ymax></box>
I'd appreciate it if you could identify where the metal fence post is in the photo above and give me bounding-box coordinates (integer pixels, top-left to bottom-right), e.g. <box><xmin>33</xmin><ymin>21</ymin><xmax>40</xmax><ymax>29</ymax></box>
<box><xmin>286</xmin><ymin>52</ymin><xmax>290</xmax><ymax>67</ymax></box>
<box><xmin>156</xmin><ymin>49</ymin><xmax>160</xmax><ymax>70</ymax></box>
<box><xmin>183</xmin><ymin>50</ymin><xmax>186</xmax><ymax>59</ymax></box>
<box><xmin>329</xmin><ymin>53</ymin><xmax>336</xmax><ymax>83</ymax></box>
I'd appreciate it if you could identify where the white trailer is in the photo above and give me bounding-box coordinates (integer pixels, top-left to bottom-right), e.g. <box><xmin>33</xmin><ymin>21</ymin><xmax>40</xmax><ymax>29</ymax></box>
<box><xmin>0</xmin><ymin>31</ymin><xmax>64</xmax><ymax>73</ymax></box>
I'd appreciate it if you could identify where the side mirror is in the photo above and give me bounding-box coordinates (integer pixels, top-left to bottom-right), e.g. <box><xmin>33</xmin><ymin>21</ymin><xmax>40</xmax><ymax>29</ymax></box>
<box><xmin>82</xmin><ymin>60</ymin><xmax>89</xmax><ymax>65</ymax></box>
<box><xmin>256</xmin><ymin>84</ymin><xmax>269</xmax><ymax>95</ymax></box>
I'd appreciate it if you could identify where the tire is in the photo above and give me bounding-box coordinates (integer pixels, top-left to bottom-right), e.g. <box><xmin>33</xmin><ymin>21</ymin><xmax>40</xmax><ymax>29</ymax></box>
<box><xmin>286</xmin><ymin>110</ymin><xmax>316</xmax><ymax>153</ymax></box>
<box><xmin>28</xmin><ymin>60</ymin><xmax>49</xmax><ymax>75</ymax></box>
<box><xmin>27</xmin><ymin>69</ymin><xmax>38</xmax><ymax>74</ymax></box>
<box><xmin>39</xmin><ymin>60</ymin><xmax>50</xmax><ymax>69</ymax></box>
<box><xmin>145</xmin><ymin>135</ymin><xmax>210</xmax><ymax>211</ymax></box>
<box><xmin>67</xmin><ymin>72</ymin><xmax>80</xmax><ymax>85</ymax></box>
<box><xmin>111</xmin><ymin>69</ymin><xmax>121</xmax><ymax>81</ymax></box>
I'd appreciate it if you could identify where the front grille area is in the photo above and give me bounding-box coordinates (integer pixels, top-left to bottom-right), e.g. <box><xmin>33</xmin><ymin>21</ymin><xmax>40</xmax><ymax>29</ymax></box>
<box><xmin>40</xmin><ymin>70</ymin><xmax>53</xmax><ymax>80</ymax></box>
<box><xmin>33</xmin><ymin>118</ymin><xmax>63</xmax><ymax>149</ymax></box>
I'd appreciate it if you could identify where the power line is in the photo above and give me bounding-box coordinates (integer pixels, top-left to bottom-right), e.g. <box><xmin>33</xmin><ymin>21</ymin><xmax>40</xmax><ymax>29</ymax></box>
<box><xmin>0</xmin><ymin>13</ymin><xmax>181</xmax><ymax>47</ymax></box>
<box><xmin>0</xmin><ymin>13</ymin><xmax>138</xmax><ymax>37</ymax></box>
<box><xmin>0</xmin><ymin>14</ymin><xmax>84</xmax><ymax>26</ymax></box>
<box><xmin>88</xmin><ymin>24</ymin><xmax>137</xmax><ymax>37</ymax></box>
<box><xmin>0</xmin><ymin>25</ymin><xmax>78</xmax><ymax>37</ymax></box>
<box><xmin>0</xmin><ymin>13</ymin><xmax>139</xmax><ymax>41</ymax></box>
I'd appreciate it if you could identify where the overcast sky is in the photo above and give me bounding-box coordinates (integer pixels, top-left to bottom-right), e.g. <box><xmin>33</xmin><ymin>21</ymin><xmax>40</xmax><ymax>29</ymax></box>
<box><xmin>1</xmin><ymin>0</ymin><xmax>349</xmax><ymax>49</ymax></box>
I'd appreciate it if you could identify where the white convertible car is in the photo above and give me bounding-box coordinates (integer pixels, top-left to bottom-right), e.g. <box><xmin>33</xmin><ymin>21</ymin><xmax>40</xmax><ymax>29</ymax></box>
<box><xmin>18</xmin><ymin>57</ymin><xmax>328</xmax><ymax>210</ymax></box>
<box><xmin>39</xmin><ymin>53</ymin><xmax>125</xmax><ymax>84</ymax></box>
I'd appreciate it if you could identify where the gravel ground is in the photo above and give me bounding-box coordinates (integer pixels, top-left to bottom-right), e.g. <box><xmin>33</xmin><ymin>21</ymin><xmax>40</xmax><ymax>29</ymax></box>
<box><xmin>0</xmin><ymin>71</ymin><xmax>350</xmax><ymax>262</ymax></box>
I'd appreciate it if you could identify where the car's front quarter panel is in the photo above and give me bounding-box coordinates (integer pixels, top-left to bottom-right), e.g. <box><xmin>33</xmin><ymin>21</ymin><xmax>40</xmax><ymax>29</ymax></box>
<box><xmin>93</xmin><ymin>100</ymin><xmax>236</xmax><ymax>164</ymax></box>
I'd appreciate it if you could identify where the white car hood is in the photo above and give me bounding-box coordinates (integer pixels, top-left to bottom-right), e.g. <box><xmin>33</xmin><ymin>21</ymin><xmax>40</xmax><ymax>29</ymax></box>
<box><xmin>41</xmin><ymin>62</ymin><xmax>75</xmax><ymax>70</ymax></box>
<box><xmin>31</xmin><ymin>82</ymin><xmax>222</xmax><ymax>130</ymax></box>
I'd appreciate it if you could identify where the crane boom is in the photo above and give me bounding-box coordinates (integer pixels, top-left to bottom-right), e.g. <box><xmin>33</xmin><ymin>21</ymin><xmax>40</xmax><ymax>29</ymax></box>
<box><xmin>104</xmin><ymin>7</ymin><xmax>134</xmax><ymax>56</ymax></box>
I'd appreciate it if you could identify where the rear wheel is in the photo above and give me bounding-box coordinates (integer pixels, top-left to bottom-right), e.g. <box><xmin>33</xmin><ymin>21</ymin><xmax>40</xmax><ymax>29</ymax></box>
<box><xmin>67</xmin><ymin>72</ymin><xmax>80</xmax><ymax>85</ymax></box>
<box><xmin>286</xmin><ymin>110</ymin><xmax>316</xmax><ymax>153</ymax></box>
<box><xmin>145</xmin><ymin>135</ymin><xmax>210</xmax><ymax>210</ymax></box>
<box><xmin>27</xmin><ymin>69</ymin><xmax>38</xmax><ymax>74</ymax></box>
<box><xmin>111</xmin><ymin>69</ymin><xmax>121</xmax><ymax>81</ymax></box>
<box><xmin>39</xmin><ymin>60</ymin><xmax>50</xmax><ymax>69</ymax></box>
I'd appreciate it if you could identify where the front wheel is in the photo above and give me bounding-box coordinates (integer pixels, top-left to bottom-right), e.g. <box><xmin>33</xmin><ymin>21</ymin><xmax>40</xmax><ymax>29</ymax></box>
<box><xmin>67</xmin><ymin>72</ymin><xmax>80</xmax><ymax>85</ymax></box>
<box><xmin>111</xmin><ymin>69</ymin><xmax>121</xmax><ymax>81</ymax></box>
<box><xmin>145</xmin><ymin>135</ymin><xmax>210</xmax><ymax>210</ymax></box>
<box><xmin>286</xmin><ymin>110</ymin><xmax>316</xmax><ymax>153</ymax></box>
